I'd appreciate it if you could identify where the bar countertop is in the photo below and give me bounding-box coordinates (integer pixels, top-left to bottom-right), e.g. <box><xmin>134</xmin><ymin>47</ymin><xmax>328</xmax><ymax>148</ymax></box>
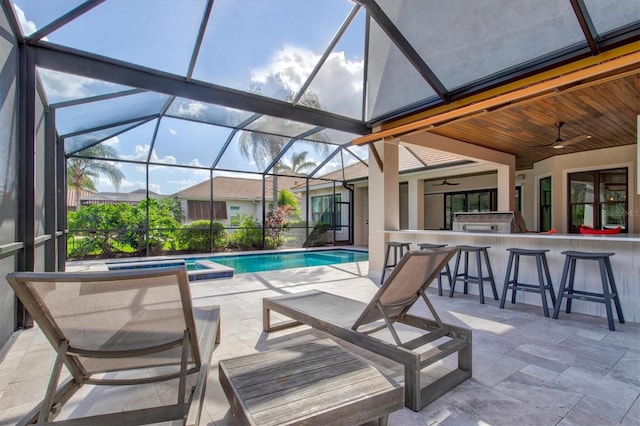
<box><xmin>387</xmin><ymin>229</ymin><xmax>640</xmax><ymax>242</ymax></box>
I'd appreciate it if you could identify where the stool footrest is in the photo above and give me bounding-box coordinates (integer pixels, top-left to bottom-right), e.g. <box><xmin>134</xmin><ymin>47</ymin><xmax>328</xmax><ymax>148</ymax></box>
<box><xmin>506</xmin><ymin>282</ymin><xmax>551</xmax><ymax>293</ymax></box>
<box><xmin>455</xmin><ymin>275</ymin><xmax>493</xmax><ymax>283</ymax></box>
<box><xmin>562</xmin><ymin>289</ymin><xmax>618</xmax><ymax>304</ymax></box>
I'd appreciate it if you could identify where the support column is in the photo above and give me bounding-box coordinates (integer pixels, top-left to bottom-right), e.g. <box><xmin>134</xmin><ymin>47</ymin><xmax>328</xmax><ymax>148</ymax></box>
<box><xmin>44</xmin><ymin>108</ymin><xmax>57</xmax><ymax>272</ymax></box>
<box><xmin>17</xmin><ymin>45</ymin><xmax>35</xmax><ymax>273</ymax></box>
<box><xmin>497</xmin><ymin>164</ymin><xmax>515</xmax><ymax>211</ymax></box>
<box><xmin>368</xmin><ymin>141</ymin><xmax>399</xmax><ymax>281</ymax></box>
<box><xmin>408</xmin><ymin>177</ymin><xmax>424</xmax><ymax>230</ymax></box>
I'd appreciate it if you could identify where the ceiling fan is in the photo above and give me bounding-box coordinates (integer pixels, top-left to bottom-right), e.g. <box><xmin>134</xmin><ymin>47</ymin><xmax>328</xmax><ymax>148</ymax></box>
<box><xmin>533</xmin><ymin>121</ymin><xmax>592</xmax><ymax>149</ymax></box>
<box><xmin>433</xmin><ymin>177</ymin><xmax>460</xmax><ymax>186</ymax></box>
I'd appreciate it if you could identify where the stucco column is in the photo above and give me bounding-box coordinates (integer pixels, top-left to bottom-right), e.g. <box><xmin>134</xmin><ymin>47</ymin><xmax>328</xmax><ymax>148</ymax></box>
<box><xmin>408</xmin><ymin>177</ymin><xmax>424</xmax><ymax>230</ymax></box>
<box><xmin>497</xmin><ymin>164</ymin><xmax>515</xmax><ymax>211</ymax></box>
<box><xmin>368</xmin><ymin>141</ymin><xmax>399</xmax><ymax>280</ymax></box>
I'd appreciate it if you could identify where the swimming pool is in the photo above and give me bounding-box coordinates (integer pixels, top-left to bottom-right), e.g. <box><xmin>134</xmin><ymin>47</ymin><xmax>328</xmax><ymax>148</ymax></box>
<box><xmin>186</xmin><ymin>249</ymin><xmax>369</xmax><ymax>274</ymax></box>
<box><xmin>107</xmin><ymin>249</ymin><xmax>368</xmax><ymax>280</ymax></box>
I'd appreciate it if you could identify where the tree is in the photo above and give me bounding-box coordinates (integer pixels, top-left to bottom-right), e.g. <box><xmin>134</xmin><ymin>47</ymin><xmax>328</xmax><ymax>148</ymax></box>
<box><xmin>238</xmin><ymin>89</ymin><xmax>328</xmax><ymax>211</ymax></box>
<box><xmin>276</xmin><ymin>189</ymin><xmax>300</xmax><ymax>219</ymax></box>
<box><xmin>67</xmin><ymin>144</ymin><xmax>124</xmax><ymax>207</ymax></box>
<box><xmin>286</xmin><ymin>151</ymin><xmax>317</xmax><ymax>174</ymax></box>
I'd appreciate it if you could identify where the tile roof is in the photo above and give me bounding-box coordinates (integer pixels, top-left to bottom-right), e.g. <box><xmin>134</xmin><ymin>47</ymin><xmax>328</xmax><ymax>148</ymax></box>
<box><xmin>172</xmin><ymin>175</ymin><xmax>304</xmax><ymax>200</ymax></box>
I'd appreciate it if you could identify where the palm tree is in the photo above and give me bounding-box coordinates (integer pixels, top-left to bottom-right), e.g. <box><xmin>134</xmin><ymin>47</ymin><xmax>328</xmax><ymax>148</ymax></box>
<box><xmin>238</xmin><ymin>90</ymin><xmax>328</xmax><ymax>211</ymax></box>
<box><xmin>67</xmin><ymin>144</ymin><xmax>124</xmax><ymax>208</ymax></box>
<box><xmin>287</xmin><ymin>151</ymin><xmax>317</xmax><ymax>173</ymax></box>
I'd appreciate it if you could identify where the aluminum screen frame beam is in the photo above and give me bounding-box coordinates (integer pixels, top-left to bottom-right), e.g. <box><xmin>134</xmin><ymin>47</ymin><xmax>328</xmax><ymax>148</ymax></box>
<box><xmin>31</xmin><ymin>43</ymin><xmax>370</xmax><ymax>136</ymax></box>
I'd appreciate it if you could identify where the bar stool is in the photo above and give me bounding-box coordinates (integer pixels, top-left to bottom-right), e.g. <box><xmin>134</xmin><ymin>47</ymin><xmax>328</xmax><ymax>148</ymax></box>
<box><xmin>450</xmin><ymin>245</ymin><xmax>498</xmax><ymax>304</ymax></box>
<box><xmin>380</xmin><ymin>242</ymin><xmax>411</xmax><ymax>284</ymax></box>
<box><xmin>500</xmin><ymin>248</ymin><xmax>556</xmax><ymax>317</ymax></box>
<box><xmin>553</xmin><ymin>251</ymin><xmax>625</xmax><ymax>331</ymax></box>
<box><xmin>418</xmin><ymin>243</ymin><xmax>453</xmax><ymax>296</ymax></box>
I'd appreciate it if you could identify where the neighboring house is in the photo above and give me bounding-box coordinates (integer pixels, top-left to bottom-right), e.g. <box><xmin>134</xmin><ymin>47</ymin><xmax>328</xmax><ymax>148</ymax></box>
<box><xmin>66</xmin><ymin>189</ymin><xmax>96</xmax><ymax>211</ymax></box>
<box><xmin>172</xmin><ymin>175</ymin><xmax>304</xmax><ymax>225</ymax></box>
<box><xmin>292</xmin><ymin>162</ymin><xmax>368</xmax><ymax>245</ymax></box>
<box><xmin>79</xmin><ymin>189</ymin><xmax>163</xmax><ymax>207</ymax></box>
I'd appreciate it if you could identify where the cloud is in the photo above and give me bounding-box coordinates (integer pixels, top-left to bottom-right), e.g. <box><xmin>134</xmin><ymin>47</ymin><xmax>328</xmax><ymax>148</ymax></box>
<box><xmin>13</xmin><ymin>5</ymin><xmax>37</xmax><ymax>36</ymax></box>
<box><xmin>250</xmin><ymin>46</ymin><xmax>363</xmax><ymax>118</ymax></box>
<box><xmin>37</xmin><ymin>68</ymin><xmax>100</xmax><ymax>101</ymax></box>
<box><xmin>173</xmin><ymin>100</ymin><xmax>208</xmax><ymax>119</ymax></box>
<box><xmin>103</xmin><ymin>136</ymin><xmax>120</xmax><ymax>147</ymax></box>
<box><xmin>169</xmin><ymin>128</ymin><xmax>177</xmax><ymax>136</ymax></box>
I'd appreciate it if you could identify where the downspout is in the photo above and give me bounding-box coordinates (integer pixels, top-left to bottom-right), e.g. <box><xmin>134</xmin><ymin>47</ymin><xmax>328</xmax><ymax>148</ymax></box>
<box><xmin>209</xmin><ymin>169</ymin><xmax>214</xmax><ymax>252</ymax></box>
<box><xmin>332</xmin><ymin>181</ymin><xmax>336</xmax><ymax>244</ymax></box>
<box><xmin>343</xmin><ymin>181</ymin><xmax>354</xmax><ymax>245</ymax></box>
<box><xmin>145</xmin><ymin>164</ymin><xmax>150</xmax><ymax>256</ymax></box>
<box><xmin>262</xmin><ymin>177</ymin><xmax>266</xmax><ymax>249</ymax></box>
<box><xmin>305</xmin><ymin>177</ymin><xmax>310</xmax><ymax>244</ymax></box>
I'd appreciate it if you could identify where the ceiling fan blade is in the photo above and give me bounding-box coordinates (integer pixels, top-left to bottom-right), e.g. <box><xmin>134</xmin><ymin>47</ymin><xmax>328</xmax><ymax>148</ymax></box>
<box><xmin>558</xmin><ymin>134</ymin><xmax>591</xmax><ymax>147</ymax></box>
<box><xmin>433</xmin><ymin>179</ymin><xmax>460</xmax><ymax>186</ymax></box>
<box><xmin>528</xmin><ymin>134</ymin><xmax>591</xmax><ymax>148</ymax></box>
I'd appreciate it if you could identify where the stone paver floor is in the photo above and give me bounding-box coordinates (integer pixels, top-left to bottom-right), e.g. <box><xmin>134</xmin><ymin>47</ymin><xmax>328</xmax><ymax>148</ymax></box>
<box><xmin>1</xmin><ymin>259</ymin><xmax>638</xmax><ymax>425</ymax></box>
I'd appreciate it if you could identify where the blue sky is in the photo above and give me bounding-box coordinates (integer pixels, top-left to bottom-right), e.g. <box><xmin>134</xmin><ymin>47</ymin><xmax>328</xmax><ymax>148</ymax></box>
<box><xmin>12</xmin><ymin>0</ymin><xmax>368</xmax><ymax>195</ymax></box>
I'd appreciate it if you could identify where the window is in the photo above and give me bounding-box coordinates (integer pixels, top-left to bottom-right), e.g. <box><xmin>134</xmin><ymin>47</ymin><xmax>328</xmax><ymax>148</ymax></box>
<box><xmin>568</xmin><ymin>168</ymin><xmax>628</xmax><ymax>233</ymax></box>
<box><xmin>229</xmin><ymin>205</ymin><xmax>241</xmax><ymax>221</ymax></box>
<box><xmin>444</xmin><ymin>189</ymin><xmax>497</xmax><ymax>230</ymax></box>
<box><xmin>187</xmin><ymin>200</ymin><xmax>227</xmax><ymax>221</ymax></box>
<box><xmin>539</xmin><ymin>177</ymin><xmax>552</xmax><ymax>232</ymax></box>
<box><xmin>311</xmin><ymin>194</ymin><xmax>341</xmax><ymax>229</ymax></box>
<box><xmin>515</xmin><ymin>186</ymin><xmax>522</xmax><ymax>213</ymax></box>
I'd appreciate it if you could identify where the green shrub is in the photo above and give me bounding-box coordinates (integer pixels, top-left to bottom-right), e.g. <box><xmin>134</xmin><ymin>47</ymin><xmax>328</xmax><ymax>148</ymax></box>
<box><xmin>228</xmin><ymin>214</ymin><xmax>263</xmax><ymax>249</ymax></box>
<box><xmin>178</xmin><ymin>220</ymin><xmax>227</xmax><ymax>252</ymax></box>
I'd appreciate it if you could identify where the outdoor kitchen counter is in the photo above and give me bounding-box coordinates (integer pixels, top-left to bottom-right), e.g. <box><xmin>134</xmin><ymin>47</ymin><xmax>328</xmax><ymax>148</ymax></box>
<box><xmin>384</xmin><ymin>230</ymin><xmax>640</xmax><ymax>323</ymax></box>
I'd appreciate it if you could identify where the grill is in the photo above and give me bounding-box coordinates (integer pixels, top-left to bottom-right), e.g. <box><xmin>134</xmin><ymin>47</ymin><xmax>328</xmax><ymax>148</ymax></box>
<box><xmin>453</xmin><ymin>211</ymin><xmax>526</xmax><ymax>234</ymax></box>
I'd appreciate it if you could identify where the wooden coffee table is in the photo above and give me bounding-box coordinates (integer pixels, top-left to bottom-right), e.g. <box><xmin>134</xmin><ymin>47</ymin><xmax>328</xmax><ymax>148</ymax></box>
<box><xmin>219</xmin><ymin>339</ymin><xmax>403</xmax><ymax>425</ymax></box>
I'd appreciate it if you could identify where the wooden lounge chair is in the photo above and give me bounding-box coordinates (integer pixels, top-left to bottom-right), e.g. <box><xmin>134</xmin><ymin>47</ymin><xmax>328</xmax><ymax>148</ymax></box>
<box><xmin>6</xmin><ymin>266</ymin><xmax>220</xmax><ymax>425</ymax></box>
<box><xmin>263</xmin><ymin>248</ymin><xmax>472</xmax><ymax>412</ymax></box>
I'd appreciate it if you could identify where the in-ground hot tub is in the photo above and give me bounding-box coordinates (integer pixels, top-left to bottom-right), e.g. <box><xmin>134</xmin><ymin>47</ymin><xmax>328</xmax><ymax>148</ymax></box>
<box><xmin>106</xmin><ymin>258</ymin><xmax>234</xmax><ymax>281</ymax></box>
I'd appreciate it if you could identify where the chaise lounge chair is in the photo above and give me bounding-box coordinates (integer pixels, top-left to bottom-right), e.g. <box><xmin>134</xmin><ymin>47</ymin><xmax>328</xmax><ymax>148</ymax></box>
<box><xmin>263</xmin><ymin>247</ymin><xmax>472</xmax><ymax>411</ymax></box>
<box><xmin>6</xmin><ymin>266</ymin><xmax>220</xmax><ymax>425</ymax></box>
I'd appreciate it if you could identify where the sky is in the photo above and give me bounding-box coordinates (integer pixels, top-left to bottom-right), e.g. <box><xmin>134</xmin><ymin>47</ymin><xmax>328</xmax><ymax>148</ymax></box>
<box><xmin>12</xmin><ymin>0</ymin><xmax>369</xmax><ymax>195</ymax></box>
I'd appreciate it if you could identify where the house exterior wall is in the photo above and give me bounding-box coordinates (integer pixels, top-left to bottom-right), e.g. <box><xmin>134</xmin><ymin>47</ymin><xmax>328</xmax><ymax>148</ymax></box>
<box><xmin>0</xmin><ymin>7</ymin><xmax>20</xmax><ymax>345</ymax></box>
<box><xmin>533</xmin><ymin>145</ymin><xmax>638</xmax><ymax>233</ymax></box>
<box><xmin>179</xmin><ymin>198</ymin><xmax>263</xmax><ymax>226</ymax></box>
<box><xmin>298</xmin><ymin>185</ymin><xmax>351</xmax><ymax>242</ymax></box>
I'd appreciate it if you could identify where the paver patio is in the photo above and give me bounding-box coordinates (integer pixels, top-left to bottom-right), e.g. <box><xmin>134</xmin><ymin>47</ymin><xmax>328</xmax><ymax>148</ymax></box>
<box><xmin>1</xmin><ymin>259</ymin><xmax>638</xmax><ymax>425</ymax></box>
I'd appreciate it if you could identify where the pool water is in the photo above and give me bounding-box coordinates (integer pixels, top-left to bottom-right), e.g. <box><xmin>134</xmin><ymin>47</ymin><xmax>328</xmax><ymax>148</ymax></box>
<box><xmin>185</xmin><ymin>249</ymin><xmax>368</xmax><ymax>274</ymax></box>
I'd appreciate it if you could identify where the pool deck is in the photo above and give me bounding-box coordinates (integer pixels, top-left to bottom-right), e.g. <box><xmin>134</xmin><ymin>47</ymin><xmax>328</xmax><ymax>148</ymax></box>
<box><xmin>1</xmin><ymin>258</ymin><xmax>639</xmax><ymax>425</ymax></box>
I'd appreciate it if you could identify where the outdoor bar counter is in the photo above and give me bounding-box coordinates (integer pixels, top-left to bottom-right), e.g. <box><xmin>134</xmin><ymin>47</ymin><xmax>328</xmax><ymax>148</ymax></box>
<box><xmin>384</xmin><ymin>230</ymin><xmax>640</xmax><ymax>323</ymax></box>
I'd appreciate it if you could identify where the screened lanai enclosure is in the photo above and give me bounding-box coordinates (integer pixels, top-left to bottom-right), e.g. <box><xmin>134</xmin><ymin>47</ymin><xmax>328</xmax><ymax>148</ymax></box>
<box><xmin>0</xmin><ymin>1</ymin><xmax>638</xmax><ymax>341</ymax></box>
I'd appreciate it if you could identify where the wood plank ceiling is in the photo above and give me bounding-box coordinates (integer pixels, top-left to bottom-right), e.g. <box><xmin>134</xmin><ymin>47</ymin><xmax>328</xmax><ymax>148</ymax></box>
<box><xmin>428</xmin><ymin>71</ymin><xmax>639</xmax><ymax>170</ymax></box>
